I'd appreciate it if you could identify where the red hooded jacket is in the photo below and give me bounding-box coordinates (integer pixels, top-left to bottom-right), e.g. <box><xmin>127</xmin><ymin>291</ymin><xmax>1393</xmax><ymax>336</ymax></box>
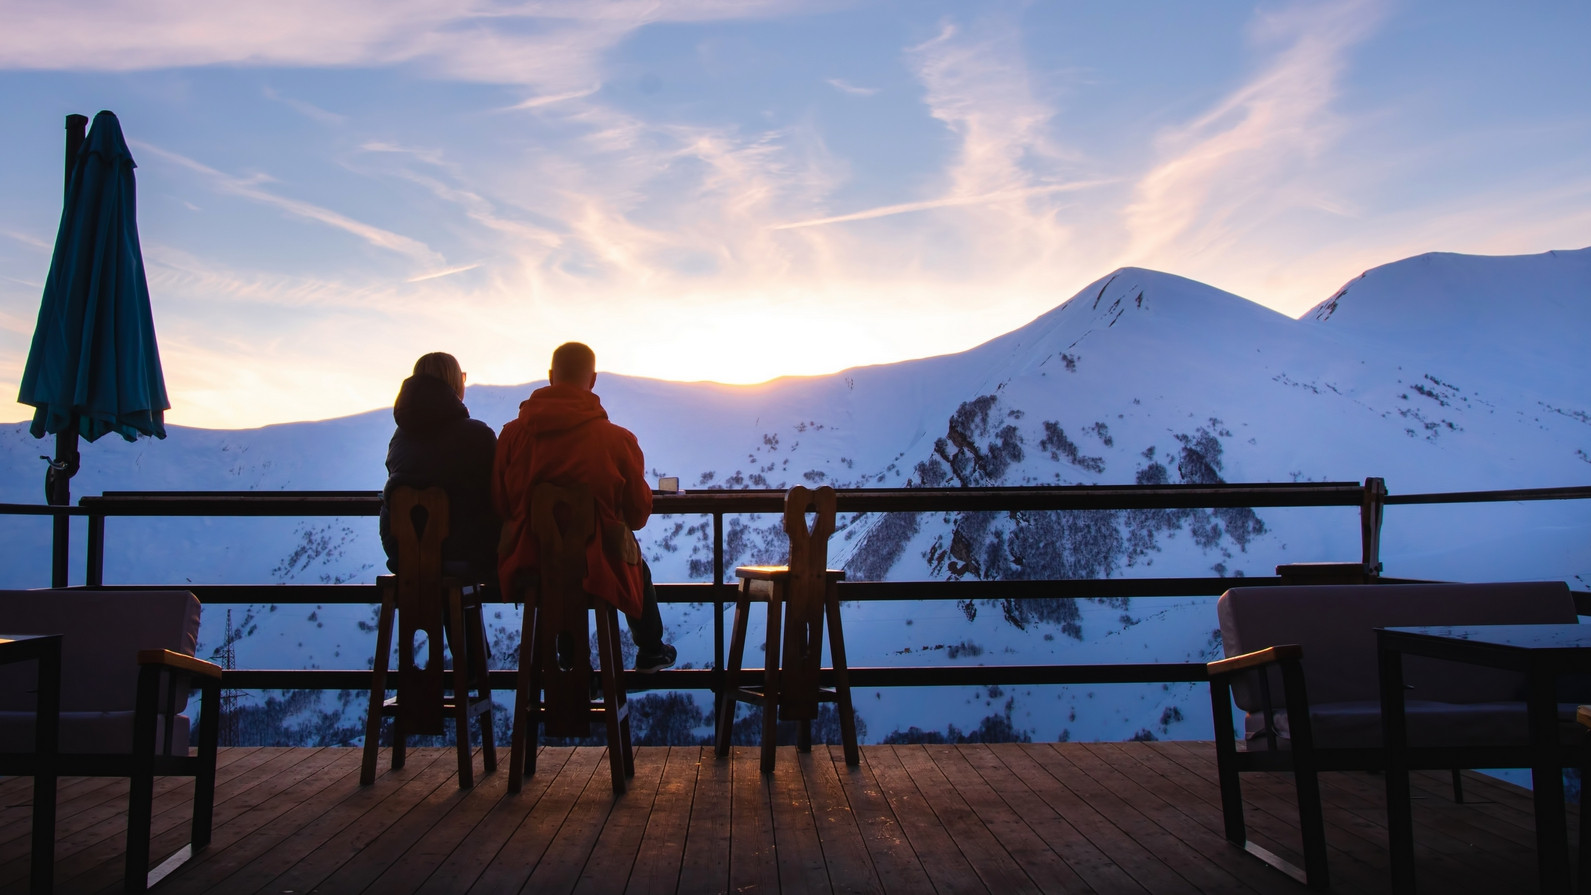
<box><xmin>493</xmin><ymin>384</ymin><xmax>652</xmax><ymax>617</ymax></box>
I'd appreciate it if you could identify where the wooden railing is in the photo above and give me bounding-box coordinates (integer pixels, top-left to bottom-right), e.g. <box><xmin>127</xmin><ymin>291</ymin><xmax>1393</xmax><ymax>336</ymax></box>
<box><xmin>4</xmin><ymin>479</ymin><xmax>1588</xmax><ymax>698</ymax></box>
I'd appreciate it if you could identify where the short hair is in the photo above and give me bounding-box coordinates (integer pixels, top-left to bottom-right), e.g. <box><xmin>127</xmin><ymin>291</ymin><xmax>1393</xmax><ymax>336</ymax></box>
<box><xmin>549</xmin><ymin>342</ymin><xmax>596</xmax><ymax>385</ymax></box>
<box><xmin>412</xmin><ymin>352</ymin><xmax>464</xmax><ymax>396</ymax></box>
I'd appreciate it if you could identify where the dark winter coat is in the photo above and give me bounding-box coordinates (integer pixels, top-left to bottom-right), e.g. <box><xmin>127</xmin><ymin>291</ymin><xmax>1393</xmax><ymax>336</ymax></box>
<box><xmin>380</xmin><ymin>374</ymin><xmax>500</xmax><ymax>583</ymax></box>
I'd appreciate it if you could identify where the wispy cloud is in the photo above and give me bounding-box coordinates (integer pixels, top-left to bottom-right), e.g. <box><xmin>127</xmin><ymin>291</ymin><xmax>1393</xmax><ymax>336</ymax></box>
<box><xmin>825</xmin><ymin>78</ymin><xmax>878</xmax><ymax>97</ymax></box>
<box><xmin>1118</xmin><ymin>0</ymin><xmax>1384</xmax><ymax>267</ymax></box>
<box><xmin>2</xmin><ymin>230</ymin><xmax>52</xmax><ymax>251</ymax></box>
<box><xmin>135</xmin><ymin>142</ymin><xmax>444</xmax><ymax>264</ymax></box>
<box><xmin>502</xmin><ymin>85</ymin><xmax>603</xmax><ymax>111</ymax></box>
<box><xmin>407</xmin><ymin>262</ymin><xmax>482</xmax><ymax>283</ymax></box>
<box><xmin>262</xmin><ymin>86</ymin><xmax>346</xmax><ymax>125</ymax></box>
<box><xmin>772</xmin><ymin>180</ymin><xmax>1113</xmax><ymax>230</ymax></box>
<box><xmin>0</xmin><ymin>1</ymin><xmax>810</xmax><ymax>92</ymax></box>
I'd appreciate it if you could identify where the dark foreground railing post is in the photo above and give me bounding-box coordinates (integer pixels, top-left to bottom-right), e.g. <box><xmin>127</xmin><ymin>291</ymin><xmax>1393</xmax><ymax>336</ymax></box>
<box><xmin>85</xmin><ymin>513</ymin><xmax>106</xmax><ymax>587</ymax></box>
<box><xmin>51</xmin><ymin>509</ymin><xmax>69</xmax><ymax>588</ymax></box>
<box><xmin>1360</xmin><ymin>477</ymin><xmax>1386</xmax><ymax>577</ymax></box>
<box><xmin>712</xmin><ymin>510</ymin><xmax>726</xmax><ymax>723</ymax></box>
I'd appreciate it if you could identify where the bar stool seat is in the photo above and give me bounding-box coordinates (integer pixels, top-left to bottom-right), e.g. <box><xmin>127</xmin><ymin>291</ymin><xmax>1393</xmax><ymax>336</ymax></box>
<box><xmin>715</xmin><ymin>486</ymin><xmax>859</xmax><ymax>773</ymax></box>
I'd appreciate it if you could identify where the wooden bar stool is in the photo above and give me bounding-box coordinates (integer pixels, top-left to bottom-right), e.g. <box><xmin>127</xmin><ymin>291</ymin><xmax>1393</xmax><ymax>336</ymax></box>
<box><xmin>507</xmin><ymin>482</ymin><xmax>635</xmax><ymax>794</ymax></box>
<box><xmin>715</xmin><ymin>485</ymin><xmax>859</xmax><ymax>774</ymax></box>
<box><xmin>362</xmin><ymin>486</ymin><xmax>496</xmax><ymax>788</ymax></box>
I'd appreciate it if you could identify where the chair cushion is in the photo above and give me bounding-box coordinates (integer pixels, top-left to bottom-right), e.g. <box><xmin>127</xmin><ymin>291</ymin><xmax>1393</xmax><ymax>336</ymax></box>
<box><xmin>1243</xmin><ymin>700</ymin><xmax>1586</xmax><ymax>750</ymax></box>
<box><xmin>0</xmin><ymin>590</ymin><xmax>201</xmax><ymax>753</ymax></box>
<box><xmin>0</xmin><ymin>710</ymin><xmax>190</xmax><ymax>754</ymax></box>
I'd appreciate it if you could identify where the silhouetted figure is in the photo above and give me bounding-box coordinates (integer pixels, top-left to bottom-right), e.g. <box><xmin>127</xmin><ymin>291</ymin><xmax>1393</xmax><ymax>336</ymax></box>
<box><xmin>380</xmin><ymin>352</ymin><xmax>500</xmax><ymax>588</ymax></box>
<box><xmin>494</xmin><ymin>342</ymin><xmax>674</xmax><ymax>672</ymax></box>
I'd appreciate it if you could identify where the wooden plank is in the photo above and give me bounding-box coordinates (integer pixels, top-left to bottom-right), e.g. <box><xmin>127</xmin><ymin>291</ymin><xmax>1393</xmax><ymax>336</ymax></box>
<box><xmin>1154</xmin><ymin>741</ymin><xmax>1402</xmax><ymax>889</ymax></box>
<box><xmin>180</xmin><ymin>747</ymin><xmax>448</xmax><ymax>894</ymax></box>
<box><xmin>801</xmin><ymin>746</ymin><xmax>883</xmax><ymax>895</ymax></box>
<box><xmin>242</xmin><ymin>747</ymin><xmax>463</xmax><ymax>895</ymax></box>
<box><xmin>897</xmin><ymin>744</ymin><xmax>1041</xmax><ymax>894</ymax></box>
<box><xmin>864</xmin><ymin>744</ymin><xmax>987</xmax><ymax>894</ymax></box>
<box><xmin>993</xmin><ymin>743</ymin><xmax>1196</xmax><ymax>894</ymax></box>
<box><xmin>727</xmin><ymin>745</ymin><xmax>780</xmax><ymax>895</ymax></box>
<box><xmin>57</xmin><ymin>747</ymin><xmax>302</xmax><ymax>891</ymax></box>
<box><xmin>1157</xmin><ymin>741</ymin><xmax>1517</xmax><ymax>894</ymax></box>
<box><xmin>0</xmin><ymin>746</ymin><xmax>262</xmax><ymax>861</ymax></box>
<box><xmin>411</xmin><ymin>746</ymin><xmax>575</xmax><ymax>895</ymax></box>
<box><xmin>2</xmin><ymin>742</ymin><xmax>1570</xmax><ymax>895</ymax></box>
<box><xmin>0</xmin><ymin>745</ymin><xmax>289</xmax><ymax>891</ymax></box>
<box><xmin>931</xmin><ymin>744</ymin><xmax>1092</xmax><ymax>894</ymax></box>
<box><xmin>465</xmin><ymin>746</ymin><xmax>605</xmax><ymax>895</ymax></box>
<box><xmin>625</xmin><ymin>746</ymin><xmax>698</xmax><ymax>895</ymax></box>
<box><xmin>827</xmin><ymin>747</ymin><xmax>934</xmax><ymax>895</ymax></box>
<box><xmin>1105</xmin><ymin>741</ymin><xmax>1384</xmax><ymax>894</ymax></box>
<box><xmin>956</xmin><ymin>744</ymin><xmax>1145</xmax><ymax>894</ymax></box>
<box><xmin>769</xmin><ymin>750</ymin><xmax>830</xmax><ymax>894</ymax></box>
<box><xmin>309</xmin><ymin>751</ymin><xmax>500</xmax><ymax>893</ymax></box>
<box><xmin>52</xmin><ymin>747</ymin><xmax>332</xmax><ymax>894</ymax></box>
<box><xmin>574</xmin><ymin>746</ymin><xmax>668</xmax><ymax>895</ymax></box>
<box><xmin>1052</xmin><ymin>743</ymin><xmax>1267</xmax><ymax>893</ymax></box>
<box><xmin>675</xmin><ymin>744</ymin><xmax>732</xmax><ymax>895</ymax></box>
<box><xmin>148</xmin><ymin>747</ymin><xmax>356</xmax><ymax>895</ymax></box>
<box><xmin>523</xmin><ymin>745</ymin><xmax>633</xmax><ymax>893</ymax></box>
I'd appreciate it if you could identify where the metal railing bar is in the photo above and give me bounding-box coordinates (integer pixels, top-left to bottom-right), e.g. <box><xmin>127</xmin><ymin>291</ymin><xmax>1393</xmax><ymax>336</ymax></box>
<box><xmin>221</xmin><ymin>662</ymin><xmax>1209</xmax><ymax>692</ymax></box>
<box><xmin>56</xmin><ymin>576</ymin><xmax>1300</xmax><ymax>604</ymax></box>
<box><xmin>1386</xmin><ymin>486</ymin><xmax>1591</xmax><ymax>506</ymax></box>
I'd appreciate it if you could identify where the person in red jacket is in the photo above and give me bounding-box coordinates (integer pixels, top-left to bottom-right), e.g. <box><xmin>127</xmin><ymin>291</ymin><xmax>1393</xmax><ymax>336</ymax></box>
<box><xmin>494</xmin><ymin>341</ymin><xmax>675</xmax><ymax>672</ymax></box>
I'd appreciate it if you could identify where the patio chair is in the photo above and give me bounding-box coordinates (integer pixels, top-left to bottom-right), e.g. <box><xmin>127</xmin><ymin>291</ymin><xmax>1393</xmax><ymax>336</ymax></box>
<box><xmin>0</xmin><ymin>588</ymin><xmax>220</xmax><ymax>892</ymax></box>
<box><xmin>362</xmin><ymin>486</ymin><xmax>496</xmax><ymax>788</ymax></box>
<box><xmin>716</xmin><ymin>485</ymin><xmax>859</xmax><ymax>774</ymax></box>
<box><xmin>506</xmin><ymin>482</ymin><xmax>635</xmax><ymax>794</ymax></box>
<box><xmin>1208</xmin><ymin>580</ymin><xmax>1578</xmax><ymax>888</ymax></box>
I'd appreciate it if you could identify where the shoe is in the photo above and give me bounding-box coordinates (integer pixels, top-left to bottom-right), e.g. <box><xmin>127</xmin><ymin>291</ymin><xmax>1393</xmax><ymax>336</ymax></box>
<box><xmin>634</xmin><ymin>643</ymin><xmax>677</xmax><ymax>673</ymax></box>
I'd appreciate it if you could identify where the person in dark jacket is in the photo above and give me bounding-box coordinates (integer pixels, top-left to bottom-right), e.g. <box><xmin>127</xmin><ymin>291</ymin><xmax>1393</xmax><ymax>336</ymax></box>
<box><xmin>380</xmin><ymin>352</ymin><xmax>500</xmax><ymax>587</ymax></box>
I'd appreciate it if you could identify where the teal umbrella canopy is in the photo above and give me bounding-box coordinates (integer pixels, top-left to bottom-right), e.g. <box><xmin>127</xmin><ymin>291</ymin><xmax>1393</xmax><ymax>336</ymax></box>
<box><xmin>18</xmin><ymin>110</ymin><xmax>169</xmax><ymax>444</ymax></box>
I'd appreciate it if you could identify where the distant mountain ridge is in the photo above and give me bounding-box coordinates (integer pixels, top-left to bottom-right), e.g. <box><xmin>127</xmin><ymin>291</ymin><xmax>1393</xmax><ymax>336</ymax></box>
<box><xmin>2</xmin><ymin>246</ymin><xmax>1587</xmax><ymax>747</ymax></box>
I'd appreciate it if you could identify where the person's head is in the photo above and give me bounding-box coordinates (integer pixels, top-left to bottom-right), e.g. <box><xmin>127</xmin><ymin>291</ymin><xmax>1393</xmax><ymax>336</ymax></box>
<box><xmin>549</xmin><ymin>342</ymin><xmax>597</xmax><ymax>391</ymax></box>
<box><xmin>412</xmin><ymin>352</ymin><xmax>466</xmax><ymax>399</ymax></box>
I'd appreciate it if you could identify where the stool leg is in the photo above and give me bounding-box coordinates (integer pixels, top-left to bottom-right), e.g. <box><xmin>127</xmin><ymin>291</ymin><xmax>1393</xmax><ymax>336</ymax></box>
<box><xmin>717</xmin><ymin>595</ymin><xmax>752</xmax><ymax>756</ymax></box>
<box><xmin>761</xmin><ymin>583</ymin><xmax>785</xmax><ymax>775</ymax></box>
<box><xmin>446</xmin><ymin>590</ymin><xmax>474</xmax><ymax>788</ymax></box>
<box><xmin>596</xmin><ymin>607</ymin><xmax>628</xmax><ymax>794</ymax></box>
<box><xmin>468</xmin><ymin>603</ymin><xmax>497</xmax><ymax>773</ymax></box>
<box><xmin>604</xmin><ymin>602</ymin><xmax>635</xmax><ymax>778</ymax></box>
<box><xmin>826</xmin><ymin>581</ymin><xmax>860</xmax><ymax>766</ymax></box>
<box><xmin>362</xmin><ymin>586</ymin><xmax>396</xmax><ymax>785</ymax></box>
<box><xmin>509</xmin><ymin>601</ymin><xmax>537</xmax><ymax>793</ymax></box>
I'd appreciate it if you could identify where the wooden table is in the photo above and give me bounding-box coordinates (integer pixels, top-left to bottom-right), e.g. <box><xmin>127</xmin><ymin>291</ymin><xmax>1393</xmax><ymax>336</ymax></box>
<box><xmin>0</xmin><ymin>633</ymin><xmax>63</xmax><ymax>895</ymax></box>
<box><xmin>1378</xmin><ymin>623</ymin><xmax>1591</xmax><ymax>893</ymax></box>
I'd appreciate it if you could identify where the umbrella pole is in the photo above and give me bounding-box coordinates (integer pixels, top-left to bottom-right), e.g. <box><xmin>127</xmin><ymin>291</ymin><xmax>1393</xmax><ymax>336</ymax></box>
<box><xmin>48</xmin><ymin>114</ymin><xmax>89</xmax><ymax>588</ymax></box>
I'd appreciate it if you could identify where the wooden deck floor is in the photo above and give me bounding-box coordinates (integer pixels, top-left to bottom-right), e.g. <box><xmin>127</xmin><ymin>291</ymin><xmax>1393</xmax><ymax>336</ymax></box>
<box><xmin>0</xmin><ymin>742</ymin><xmax>1577</xmax><ymax>894</ymax></box>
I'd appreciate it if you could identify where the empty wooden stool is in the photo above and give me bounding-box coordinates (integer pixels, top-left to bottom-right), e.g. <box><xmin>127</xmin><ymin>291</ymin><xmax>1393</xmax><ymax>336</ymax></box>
<box><xmin>716</xmin><ymin>485</ymin><xmax>859</xmax><ymax>773</ymax></box>
<box><xmin>507</xmin><ymin>482</ymin><xmax>635</xmax><ymax>794</ymax></box>
<box><xmin>362</xmin><ymin>486</ymin><xmax>496</xmax><ymax>788</ymax></box>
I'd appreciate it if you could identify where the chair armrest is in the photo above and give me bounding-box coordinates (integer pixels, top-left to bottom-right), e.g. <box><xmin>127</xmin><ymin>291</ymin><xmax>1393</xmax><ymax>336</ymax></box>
<box><xmin>1207</xmin><ymin>644</ymin><xmax>1303</xmax><ymax>678</ymax></box>
<box><xmin>137</xmin><ymin>649</ymin><xmax>223</xmax><ymax>681</ymax></box>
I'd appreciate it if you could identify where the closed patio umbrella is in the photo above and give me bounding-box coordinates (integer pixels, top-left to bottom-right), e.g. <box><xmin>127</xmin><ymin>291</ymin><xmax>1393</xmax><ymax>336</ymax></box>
<box><xmin>18</xmin><ymin>111</ymin><xmax>169</xmax><ymax>501</ymax></box>
<box><xmin>18</xmin><ymin>111</ymin><xmax>168</xmax><ymax>586</ymax></box>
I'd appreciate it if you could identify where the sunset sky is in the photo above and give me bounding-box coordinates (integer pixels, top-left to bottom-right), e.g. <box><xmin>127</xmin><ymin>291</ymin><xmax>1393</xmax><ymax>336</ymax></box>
<box><xmin>1</xmin><ymin>1</ymin><xmax>1588</xmax><ymax>430</ymax></box>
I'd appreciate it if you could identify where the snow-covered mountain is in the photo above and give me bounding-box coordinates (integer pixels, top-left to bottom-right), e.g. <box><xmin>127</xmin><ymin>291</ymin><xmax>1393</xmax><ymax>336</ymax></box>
<box><xmin>3</xmin><ymin>247</ymin><xmax>1587</xmax><ymax>747</ymax></box>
